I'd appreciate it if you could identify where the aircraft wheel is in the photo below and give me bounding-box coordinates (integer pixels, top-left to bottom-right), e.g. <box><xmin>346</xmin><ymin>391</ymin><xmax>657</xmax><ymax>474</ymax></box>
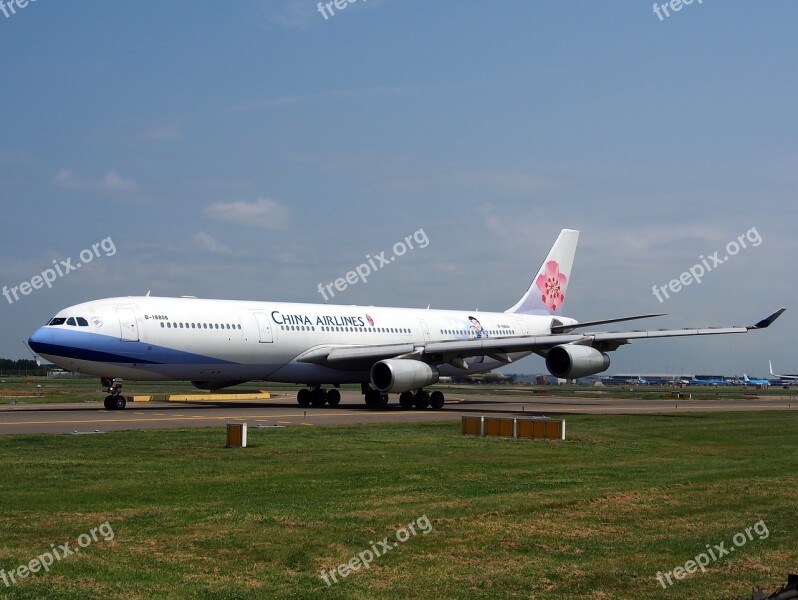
<box><xmin>297</xmin><ymin>388</ymin><xmax>311</xmax><ymax>407</ymax></box>
<box><xmin>326</xmin><ymin>389</ymin><xmax>341</xmax><ymax>407</ymax></box>
<box><xmin>364</xmin><ymin>390</ymin><xmax>379</xmax><ymax>407</ymax></box>
<box><xmin>376</xmin><ymin>393</ymin><xmax>389</xmax><ymax>407</ymax></box>
<box><xmin>399</xmin><ymin>391</ymin><xmax>414</xmax><ymax>410</ymax></box>
<box><xmin>430</xmin><ymin>391</ymin><xmax>445</xmax><ymax>409</ymax></box>
<box><xmin>414</xmin><ymin>390</ymin><xmax>430</xmax><ymax>410</ymax></box>
<box><xmin>113</xmin><ymin>395</ymin><xmax>127</xmax><ymax>410</ymax></box>
<box><xmin>310</xmin><ymin>388</ymin><xmax>326</xmax><ymax>407</ymax></box>
<box><xmin>103</xmin><ymin>396</ymin><xmax>114</xmax><ymax>410</ymax></box>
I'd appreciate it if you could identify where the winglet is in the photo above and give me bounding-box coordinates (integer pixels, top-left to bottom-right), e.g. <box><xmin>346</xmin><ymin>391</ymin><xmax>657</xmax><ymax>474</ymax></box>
<box><xmin>750</xmin><ymin>308</ymin><xmax>786</xmax><ymax>330</ymax></box>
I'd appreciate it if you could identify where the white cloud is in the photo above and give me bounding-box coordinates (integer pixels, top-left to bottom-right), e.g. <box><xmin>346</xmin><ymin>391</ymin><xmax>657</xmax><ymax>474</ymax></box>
<box><xmin>234</xmin><ymin>84</ymin><xmax>419</xmax><ymax>112</ymax></box>
<box><xmin>139</xmin><ymin>123</ymin><xmax>180</xmax><ymax>141</ymax></box>
<box><xmin>53</xmin><ymin>169</ymin><xmax>137</xmax><ymax>192</ymax></box>
<box><xmin>194</xmin><ymin>231</ymin><xmax>235</xmax><ymax>255</ymax></box>
<box><xmin>202</xmin><ymin>197</ymin><xmax>290</xmax><ymax>229</ymax></box>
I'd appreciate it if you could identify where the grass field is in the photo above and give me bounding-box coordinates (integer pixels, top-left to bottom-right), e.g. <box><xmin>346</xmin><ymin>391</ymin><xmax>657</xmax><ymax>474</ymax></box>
<box><xmin>0</xmin><ymin>413</ymin><xmax>795</xmax><ymax>599</ymax></box>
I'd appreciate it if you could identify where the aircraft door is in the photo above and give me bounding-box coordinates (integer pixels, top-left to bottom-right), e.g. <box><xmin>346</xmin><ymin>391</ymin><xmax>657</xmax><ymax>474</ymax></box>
<box><xmin>252</xmin><ymin>311</ymin><xmax>274</xmax><ymax>343</ymax></box>
<box><xmin>418</xmin><ymin>320</ymin><xmax>430</xmax><ymax>342</ymax></box>
<box><xmin>117</xmin><ymin>308</ymin><xmax>139</xmax><ymax>342</ymax></box>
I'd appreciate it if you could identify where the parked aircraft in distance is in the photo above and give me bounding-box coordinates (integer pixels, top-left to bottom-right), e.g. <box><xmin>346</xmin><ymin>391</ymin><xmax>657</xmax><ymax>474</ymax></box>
<box><xmin>692</xmin><ymin>377</ymin><xmax>730</xmax><ymax>386</ymax></box>
<box><xmin>742</xmin><ymin>374</ymin><xmax>771</xmax><ymax>386</ymax></box>
<box><xmin>27</xmin><ymin>229</ymin><xmax>785</xmax><ymax>410</ymax></box>
<box><xmin>769</xmin><ymin>360</ymin><xmax>798</xmax><ymax>382</ymax></box>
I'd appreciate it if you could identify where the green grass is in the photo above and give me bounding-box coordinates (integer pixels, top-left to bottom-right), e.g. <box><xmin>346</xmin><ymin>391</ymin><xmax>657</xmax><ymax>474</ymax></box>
<box><xmin>0</xmin><ymin>414</ymin><xmax>796</xmax><ymax>599</ymax></box>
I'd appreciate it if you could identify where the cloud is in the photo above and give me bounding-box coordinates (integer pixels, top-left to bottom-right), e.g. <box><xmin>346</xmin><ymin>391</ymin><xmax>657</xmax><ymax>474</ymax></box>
<box><xmin>194</xmin><ymin>231</ymin><xmax>235</xmax><ymax>255</ymax></box>
<box><xmin>234</xmin><ymin>84</ymin><xmax>419</xmax><ymax>112</ymax></box>
<box><xmin>138</xmin><ymin>123</ymin><xmax>180</xmax><ymax>141</ymax></box>
<box><xmin>53</xmin><ymin>169</ymin><xmax>137</xmax><ymax>192</ymax></box>
<box><xmin>202</xmin><ymin>197</ymin><xmax>290</xmax><ymax>229</ymax></box>
<box><xmin>266</xmin><ymin>0</ymin><xmax>318</xmax><ymax>29</ymax></box>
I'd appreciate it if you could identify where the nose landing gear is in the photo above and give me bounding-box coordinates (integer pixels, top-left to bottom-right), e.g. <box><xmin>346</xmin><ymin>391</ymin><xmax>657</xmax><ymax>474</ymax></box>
<box><xmin>101</xmin><ymin>377</ymin><xmax>126</xmax><ymax>410</ymax></box>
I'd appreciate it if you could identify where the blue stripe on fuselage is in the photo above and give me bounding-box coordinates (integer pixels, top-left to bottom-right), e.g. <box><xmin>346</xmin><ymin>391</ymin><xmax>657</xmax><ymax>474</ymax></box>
<box><xmin>28</xmin><ymin>327</ymin><xmax>235</xmax><ymax>365</ymax></box>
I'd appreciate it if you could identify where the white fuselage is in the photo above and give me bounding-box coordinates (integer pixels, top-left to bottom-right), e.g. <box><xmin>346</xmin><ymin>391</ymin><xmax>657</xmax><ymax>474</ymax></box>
<box><xmin>30</xmin><ymin>296</ymin><xmax>565</xmax><ymax>385</ymax></box>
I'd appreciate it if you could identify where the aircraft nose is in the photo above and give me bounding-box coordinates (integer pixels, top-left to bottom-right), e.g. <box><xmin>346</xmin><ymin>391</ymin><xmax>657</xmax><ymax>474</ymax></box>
<box><xmin>28</xmin><ymin>326</ymin><xmax>53</xmax><ymax>354</ymax></box>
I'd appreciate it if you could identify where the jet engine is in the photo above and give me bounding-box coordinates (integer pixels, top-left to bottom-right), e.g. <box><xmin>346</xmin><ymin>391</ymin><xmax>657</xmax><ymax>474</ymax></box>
<box><xmin>370</xmin><ymin>359</ymin><xmax>439</xmax><ymax>393</ymax></box>
<box><xmin>545</xmin><ymin>344</ymin><xmax>610</xmax><ymax>379</ymax></box>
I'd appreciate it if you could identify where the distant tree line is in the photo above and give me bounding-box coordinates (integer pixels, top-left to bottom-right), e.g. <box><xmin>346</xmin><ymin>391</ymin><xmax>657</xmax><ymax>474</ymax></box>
<box><xmin>0</xmin><ymin>359</ymin><xmax>48</xmax><ymax>376</ymax></box>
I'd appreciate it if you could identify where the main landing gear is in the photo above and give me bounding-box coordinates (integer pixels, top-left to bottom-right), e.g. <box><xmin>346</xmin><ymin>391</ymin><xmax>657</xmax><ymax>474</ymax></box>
<box><xmin>296</xmin><ymin>386</ymin><xmax>341</xmax><ymax>408</ymax></box>
<box><xmin>101</xmin><ymin>377</ymin><xmax>127</xmax><ymax>410</ymax></box>
<box><xmin>295</xmin><ymin>385</ymin><xmax>446</xmax><ymax>410</ymax></box>
<box><xmin>398</xmin><ymin>390</ymin><xmax>445</xmax><ymax>410</ymax></box>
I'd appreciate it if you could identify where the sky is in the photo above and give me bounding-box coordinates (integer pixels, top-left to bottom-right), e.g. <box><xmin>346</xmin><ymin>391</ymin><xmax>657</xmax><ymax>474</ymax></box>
<box><xmin>0</xmin><ymin>0</ymin><xmax>796</xmax><ymax>377</ymax></box>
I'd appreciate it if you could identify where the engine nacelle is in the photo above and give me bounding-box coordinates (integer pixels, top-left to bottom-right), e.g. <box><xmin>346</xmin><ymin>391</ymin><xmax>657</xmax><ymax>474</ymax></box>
<box><xmin>190</xmin><ymin>380</ymin><xmax>248</xmax><ymax>391</ymax></box>
<box><xmin>370</xmin><ymin>359</ymin><xmax>439</xmax><ymax>394</ymax></box>
<box><xmin>545</xmin><ymin>345</ymin><xmax>610</xmax><ymax>379</ymax></box>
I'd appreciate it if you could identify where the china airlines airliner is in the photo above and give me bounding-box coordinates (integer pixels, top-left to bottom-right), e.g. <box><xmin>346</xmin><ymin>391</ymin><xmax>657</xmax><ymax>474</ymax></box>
<box><xmin>27</xmin><ymin>229</ymin><xmax>784</xmax><ymax>410</ymax></box>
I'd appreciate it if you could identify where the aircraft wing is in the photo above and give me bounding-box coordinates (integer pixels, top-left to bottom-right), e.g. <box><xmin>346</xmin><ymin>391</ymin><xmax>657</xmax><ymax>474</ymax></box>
<box><xmin>297</xmin><ymin>308</ymin><xmax>785</xmax><ymax>371</ymax></box>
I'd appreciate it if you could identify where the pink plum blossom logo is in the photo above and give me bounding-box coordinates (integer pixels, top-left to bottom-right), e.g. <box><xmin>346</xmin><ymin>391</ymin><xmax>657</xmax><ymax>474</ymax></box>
<box><xmin>536</xmin><ymin>260</ymin><xmax>567</xmax><ymax>311</ymax></box>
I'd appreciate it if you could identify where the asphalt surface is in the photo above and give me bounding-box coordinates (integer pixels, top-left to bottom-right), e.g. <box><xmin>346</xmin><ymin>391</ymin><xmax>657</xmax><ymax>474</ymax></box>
<box><xmin>0</xmin><ymin>390</ymin><xmax>795</xmax><ymax>435</ymax></box>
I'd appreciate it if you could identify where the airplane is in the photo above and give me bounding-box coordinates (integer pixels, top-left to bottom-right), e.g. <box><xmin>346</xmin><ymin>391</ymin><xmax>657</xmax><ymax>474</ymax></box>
<box><xmin>600</xmin><ymin>375</ymin><xmax>647</xmax><ymax>386</ymax></box>
<box><xmin>742</xmin><ymin>374</ymin><xmax>771</xmax><ymax>386</ymax></box>
<box><xmin>691</xmin><ymin>376</ymin><xmax>729</xmax><ymax>386</ymax></box>
<box><xmin>769</xmin><ymin>360</ymin><xmax>798</xmax><ymax>382</ymax></box>
<box><xmin>26</xmin><ymin>229</ymin><xmax>785</xmax><ymax>411</ymax></box>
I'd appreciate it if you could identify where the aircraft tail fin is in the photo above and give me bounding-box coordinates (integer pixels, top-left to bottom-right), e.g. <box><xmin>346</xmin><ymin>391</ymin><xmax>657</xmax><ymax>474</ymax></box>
<box><xmin>506</xmin><ymin>229</ymin><xmax>579</xmax><ymax>315</ymax></box>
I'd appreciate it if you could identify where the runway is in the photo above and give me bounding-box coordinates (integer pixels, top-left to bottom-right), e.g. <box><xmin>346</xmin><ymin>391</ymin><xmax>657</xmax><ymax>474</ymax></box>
<box><xmin>0</xmin><ymin>390</ymin><xmax>795</xmax><ymax>435</ymax></box>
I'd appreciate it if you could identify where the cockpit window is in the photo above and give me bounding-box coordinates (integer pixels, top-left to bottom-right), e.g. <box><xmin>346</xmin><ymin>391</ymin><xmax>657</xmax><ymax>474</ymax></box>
<box><xmin>66</xmin><ymin>317</ymin><xmax>77</xmax><ymax>326</ymax></box>
<box><xmin>76</xmin><ymin>317</ymin><xmax>89</xmax><ymax>326</ymax></box>
<box><xmin>48</xmin><ymin>317</ymin><xmax>66</xmax><ymax>326</ymax></box>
